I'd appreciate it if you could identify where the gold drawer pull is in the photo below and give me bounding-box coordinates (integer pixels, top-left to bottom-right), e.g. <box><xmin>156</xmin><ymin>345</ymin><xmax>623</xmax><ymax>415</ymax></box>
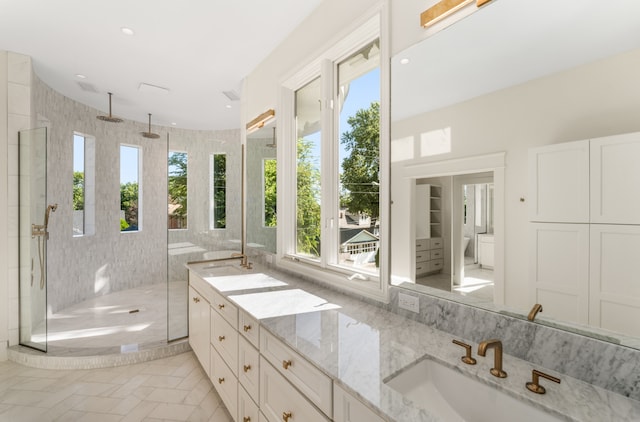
<box><xmin>282</xmin><ymin>360</ymin><xmax>292</xmax><ymax>370</ymax></box>
<box><xmin>282</xmin><ymin>411</ymin><xmax>292</xmax><ymax>422</ymax></box>
<box><xmin>243</xmin><ymin>324</ymin><xmax>252</xmax><ymax>332</ymax></box>
<box><xmin>218</xmin><ymin>335</ymin><xmax>225</xmax><ymax>342</ymax></box>
<box><xmin>218</xmin><ymin>303</ymin><xmax>225</xmax><ymax>310</ymax></box>
<box><xmin>218</xmin><ymin>377</ymin><xmax>225</xmax><ymax>384</ymax></box>
<box><xmin>243</xmin><ymin>418</ymin><xmax>251</xmax><ymax>422</ymax></box>
<box><xmin>192</xmin><ymin>297</ymin><xmax>200</xmax><ymax>303</ymax></box>
<box><xmin>243</xmin><ymin>364</ymin><xmax>251</xmax><ymax>373</ymax></box>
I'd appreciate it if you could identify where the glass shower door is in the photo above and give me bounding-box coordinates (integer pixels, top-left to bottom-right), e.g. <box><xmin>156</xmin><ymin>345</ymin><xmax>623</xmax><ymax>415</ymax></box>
<box><xmin>19</xmin><ymin>127</ymin><xmax>50</xmax><ymax>352</ymax></box>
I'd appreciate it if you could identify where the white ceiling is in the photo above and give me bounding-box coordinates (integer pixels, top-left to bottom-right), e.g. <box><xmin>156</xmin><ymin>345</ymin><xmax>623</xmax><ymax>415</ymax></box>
<box><xmin>0</xmin><ymin>0</ymin><xmax>323</xmax><ymax>130</ymax></box>
<box><xmin>391</xmin><ymin>0</ymin><xmax>640</xmax><ymax>122</ymax></box>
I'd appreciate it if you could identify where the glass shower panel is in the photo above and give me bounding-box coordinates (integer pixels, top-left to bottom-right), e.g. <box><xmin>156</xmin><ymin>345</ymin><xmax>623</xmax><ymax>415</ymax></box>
<box><xmin>19</xmin><ymin>127</ymin><xmax>49</xmax><ymax>352</ymax></box>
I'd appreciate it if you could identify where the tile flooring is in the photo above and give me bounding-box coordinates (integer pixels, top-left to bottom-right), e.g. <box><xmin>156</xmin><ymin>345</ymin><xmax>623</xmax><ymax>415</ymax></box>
<box><xmin>416</xmin><ymin>265</ymin><xmax>495</xmax><ymax>302</ymax></box>
<box><xmin>0</xmin><ymin>351</ymin><xmax>231</xmax><ymax>422</ymax></box>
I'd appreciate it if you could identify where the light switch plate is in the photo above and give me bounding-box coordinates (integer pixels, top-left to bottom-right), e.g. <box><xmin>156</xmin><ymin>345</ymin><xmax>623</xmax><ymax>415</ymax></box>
<box><xmin>398</xmin><ymin>292</ymin><xmax>420</xmax><ymax>313</ymax></box>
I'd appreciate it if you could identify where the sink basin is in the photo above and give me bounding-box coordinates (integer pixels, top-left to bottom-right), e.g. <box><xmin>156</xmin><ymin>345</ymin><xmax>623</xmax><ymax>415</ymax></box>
<box><xmin>385</xmin><ymin>359</ymin><xmax>562</xmax><ymax>422</ymax></box>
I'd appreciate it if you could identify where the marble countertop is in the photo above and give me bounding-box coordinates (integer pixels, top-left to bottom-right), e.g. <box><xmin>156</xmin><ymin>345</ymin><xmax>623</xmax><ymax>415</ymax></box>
<box><xmin>187</xmin><ymin>261</ymin><xmax>640</xmax><ymax>422</ymax></box>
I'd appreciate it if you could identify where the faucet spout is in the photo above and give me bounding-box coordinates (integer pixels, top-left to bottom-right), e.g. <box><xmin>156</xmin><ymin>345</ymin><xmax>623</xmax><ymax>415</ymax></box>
<box><xmin>478</xmin><ymin>339</ymin><xmax>507</xmax><ymax>378</ymax></box>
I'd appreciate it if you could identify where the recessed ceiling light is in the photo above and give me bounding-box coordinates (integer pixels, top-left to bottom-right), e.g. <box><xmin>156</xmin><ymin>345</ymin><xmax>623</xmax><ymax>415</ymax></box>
<box><xmin>400</xmin><ymin>58</ymin><xmax>410</xmax><ymax>65</ymax></box>
<box><xmin>75</xmin><ymin>74</ymin><xmax>87</xmax><ymax>79</ymax></box>
<box><xmin>121</xmin><ymin>27</ymin><xmax>135</xmax><ymax>36</ymax></box>
<box><xmin>226</xmin><ymin>105</ymin><xmax>232</xmax><ymax>109</ymax></box>
<box><xmin>171</xmin><ymin>122</ymin><xmax>177</xmax><ymax>126</ymax></box>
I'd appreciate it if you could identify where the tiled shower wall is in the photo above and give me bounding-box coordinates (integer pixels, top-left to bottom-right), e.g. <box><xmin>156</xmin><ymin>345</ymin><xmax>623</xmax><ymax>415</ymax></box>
<box><xmin>33</xmin><ymin>78</ymin><xmax>241</xmax><ymax>313</ymax></box>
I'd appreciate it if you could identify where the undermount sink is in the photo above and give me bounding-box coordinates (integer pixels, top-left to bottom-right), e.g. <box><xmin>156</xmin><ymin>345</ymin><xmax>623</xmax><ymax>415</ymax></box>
<box><xmin>385</xmin><ymin>358</ymin><xmax>562</xmax><ymax>422</ymax></box>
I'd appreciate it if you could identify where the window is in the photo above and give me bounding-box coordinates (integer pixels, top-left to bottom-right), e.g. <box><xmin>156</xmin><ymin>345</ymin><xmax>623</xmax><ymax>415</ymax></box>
<box><xmin>73</xmin><ymin>133</ymin><xmax>95</xmax><ymax>236</ymax></box>
<box><xmin>295</xmin><ymin>77</ymin><xmax>322</xmax><ymax>258</ymax></box>
<box><xmin>120</xmin><ymin>145</ymin><xmax>141</xmax><ymax>232</ymax></box>
<box><xmin>210</xmin><ymin>153</ymin><xmax>226</xmax><ymax>229</ymax></box>
<box><xmin>264</xmin><ymin>158</ymin><xmax>277</xmax><ymax>227</ymax></box>
<box><xmin>168</xmin><ymin>151</ymin><xmax>188</xmax><ymax>229</ymax></box>
<box><xmin>281</xmin><ymin>14</ymin><xmax>386</xmax><ymax>300</ymax></box>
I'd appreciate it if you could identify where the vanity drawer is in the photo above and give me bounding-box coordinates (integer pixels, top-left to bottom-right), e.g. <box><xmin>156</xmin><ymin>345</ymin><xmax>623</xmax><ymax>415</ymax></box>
<box><xmin>239</xmin><ymin>384</ymin><xmax>260</xmax><ymax>422</ymax></box>
<box><xmin>210</xmin><ymin>345</ymin><xmax>238</xmax><ymax>421</ymax></box>
<box><xmin>260</xmin><ymin>328</ymin><xmax>333</xmax><ymax>417</ymax></box>
<box><xmin>212</xmin><ymin>289</ymin><xmax>238</xmax><ymax>328</ymax></box>
<box><xmin>430</xmin><ymin>248</ymin><xmax>443</xmax><ymax>259</ymax></box>
<box><xmin>416</xmin><ymin>238</ymin><xmax>430</xmax><ymax>251</ymax></box>
<box><xmin>211</xmin><ymin>310</ymin><xmax>238</xmax><ymax>376</ymax></box>
<box><xmin>430</xmin><ymin>259</ymin><xmax>444</xmax><ymax>271</ymax></box>
<box><xmin>260</xmin><ymin>357</ymin><xmax>329</xmax><ymax>422</ymax></box>
<box><xmin>416</xmin><ymin>251</ymin><xmax>430</xmax><ymax>262</ymax></box>
<box><xmin>240</xmin><ymin>309</ymin><xmax>259</xmax><ymax>348</ymax></box>
<box><xmin>416</xmin><ymin>262</ymin><xmax>431</xmax><ymax>275</ymax></box>
<box><xmin>239</xmin><ymin>335</ymin><xmax>260</xmax><ymax>402</ymax></box>
<box><xmin>429</xmin><ymin>237</ymin><xmax>443</xmax><ymax>249</ymax></box>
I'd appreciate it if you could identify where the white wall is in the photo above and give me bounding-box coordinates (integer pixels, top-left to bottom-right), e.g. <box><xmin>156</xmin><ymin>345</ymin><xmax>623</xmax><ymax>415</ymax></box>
<box><xmin>391</xmin><ymin>48</ymin><xmax>640</xmax><ymax>310</ymax></box>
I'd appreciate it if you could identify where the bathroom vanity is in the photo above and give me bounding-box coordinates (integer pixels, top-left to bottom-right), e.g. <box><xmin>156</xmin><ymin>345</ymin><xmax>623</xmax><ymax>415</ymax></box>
<box><xmin>187</xmin><ymin>261</ymin><xmax>640</xmax><ymax>421</ymax></box>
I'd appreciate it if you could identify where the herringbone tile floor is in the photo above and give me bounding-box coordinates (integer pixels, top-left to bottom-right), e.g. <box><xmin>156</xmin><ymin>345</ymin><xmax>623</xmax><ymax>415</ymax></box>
<box><xmin>0</xmin><ymin>352</ymin><xmax>231</xmax><ymax>422</ymax></box>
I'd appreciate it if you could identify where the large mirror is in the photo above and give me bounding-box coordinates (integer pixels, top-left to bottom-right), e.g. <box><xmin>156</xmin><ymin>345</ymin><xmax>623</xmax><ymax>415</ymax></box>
<box><xmin>246</xmin><ymin>119</ymin><xmax>277</xmax><ymax>254</ymax></box>
<box><xmin>390</xmin><ymin>0</ymin><xmax>640</xmax><ymax>346</ymax></box>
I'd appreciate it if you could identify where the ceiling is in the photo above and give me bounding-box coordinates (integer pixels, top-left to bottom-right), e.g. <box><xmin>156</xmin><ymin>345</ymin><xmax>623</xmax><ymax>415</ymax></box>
<box><xmin>0</xmin><ymin>0</ymin><xmax>323</xmax><ymax>130</ymax></box>
<box><xmin>391</xmin><ymin>0</ymin><xmax>640</xmax><ymax>122</ymax></box>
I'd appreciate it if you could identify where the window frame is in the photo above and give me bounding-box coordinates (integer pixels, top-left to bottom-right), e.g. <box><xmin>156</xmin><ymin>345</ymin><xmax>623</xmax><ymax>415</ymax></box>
<box><xmin>120</xmin><ymin>143</ymin><xmax>142</xmax><ymax>233</ymax></box>
<box><xmin>277</xmin><ymin>10</ymin><xmax>390</xmax><ymax>302</ymax></box>
<box><xmin>168</xmin><ymin>150</ymin><xmax>188</xmax><ymax>231</ymax></box>
<box><xmin>72</xmin><ymin>132</ymin><xmax>95</xmax><ymax>237</ymax></box>
<box><xmin>209</xmin><ymin>152</ymin><xmax>227</xmax><ymax>230</ymax></box>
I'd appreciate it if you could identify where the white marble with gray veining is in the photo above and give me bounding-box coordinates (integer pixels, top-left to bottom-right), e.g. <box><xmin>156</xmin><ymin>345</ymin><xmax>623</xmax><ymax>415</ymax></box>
<box><xmin>187</xmin><ymin>261</ymin><xmax>640</xmax><ymax>422</ymax></box>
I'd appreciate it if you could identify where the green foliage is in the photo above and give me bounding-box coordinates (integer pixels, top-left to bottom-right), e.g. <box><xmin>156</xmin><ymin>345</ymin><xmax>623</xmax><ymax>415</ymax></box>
<box><xmin>73</xmin><ymin>171</ymin><xmax>84</xmax><ymax>211</ymax></box>
<box><xmin>120</xmin><ymin>218</ymin><xmax>129</xmax><ymax>231</ymax></box>
<box><xmin>296</xmin><ymin>138</ymin><xmax>321</xmax><ymax>256</ymax></box>
<box><xmin>120</xmin><ymin>182</ymin><xmax>138</xmax><ymax>229</ymax></box>
<box><xmin>168</xmin><ymin>152</ymin><xmax>188</xmax><ymax>228</ymax></box>
<box><xmin>340</xmin><ymin>101</ymin><xmax>380</xmax><ymax>221</ymax></box>
<box><xmin>264</xmin><ymin>159</ymin><xmax>277</xmax><ymax>227</ymax></box>
<box><xmin>213</xmin><ymin>154</ymin><xmax>226</xmax><ymax>229</ymax></box>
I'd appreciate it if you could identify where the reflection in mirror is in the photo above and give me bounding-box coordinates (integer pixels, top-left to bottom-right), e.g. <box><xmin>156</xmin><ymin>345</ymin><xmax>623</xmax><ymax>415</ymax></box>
<box><xmin>390</xmin><ymin>0</ymin><xmax>640</xmax><ymax>346</ymax></box>
<box><xmin>247</xmin><ymin>121</ymin><xmax>277</xmax><ymax>254</ymax></box>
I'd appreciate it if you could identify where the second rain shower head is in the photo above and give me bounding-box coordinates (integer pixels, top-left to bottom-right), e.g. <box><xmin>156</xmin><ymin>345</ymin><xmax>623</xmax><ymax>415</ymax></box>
<box><xmin>141</xmin><ymin>113</ymin><xmax>160</xmax><ymax>139</ymax></box>
<box><xmin>96</xmin><ymin>92</ymin><xmax>123</xmax><ymax>123</ymax></box>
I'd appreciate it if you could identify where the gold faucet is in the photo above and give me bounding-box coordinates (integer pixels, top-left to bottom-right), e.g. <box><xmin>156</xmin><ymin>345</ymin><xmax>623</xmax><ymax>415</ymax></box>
<box><xmin>478</xmin><ymin>339</ymin><xmax>507</xmax><ymax>378</ymax></box>
<box><xmin>528</xmin><ymin>303</ymin><xmax>543</xmax><ymax>321</ymax></box>
<box><xmin>526</xmin><ymin>369</ymin><xmax>561</xmax><ymax>394</ymax></box>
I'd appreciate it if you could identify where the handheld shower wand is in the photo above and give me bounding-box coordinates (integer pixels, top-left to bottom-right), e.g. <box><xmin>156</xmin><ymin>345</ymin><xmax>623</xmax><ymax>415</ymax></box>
<box><xmin>32</xmin><ymin>203</ymin><xmax>57</xmax><ymax>289</ymax></box>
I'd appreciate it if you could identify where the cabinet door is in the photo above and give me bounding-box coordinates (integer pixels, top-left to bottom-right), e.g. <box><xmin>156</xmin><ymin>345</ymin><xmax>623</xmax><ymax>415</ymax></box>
<box><xmin>188</xmin><ymin>286</ymin><xmax>210</xmax><ymax>375</ymax></box>
<box><xmin>239</xmin><ymin>384</ymin><xmax>260</xmax><ymax>422</ymax></box>
<box><xmin>211</xmin><ymin>310</ymin><xmax>239</xmax><ymax>376</ymax></box>
<box><xmin>590</xmin><ymin>132</ymin><xmax>640</xmax><ymax>224</ymax></box>
<box><xmin>239</xmin><ymin>335</ymin><xmax>260</xmax><ymax>403</ymax></box>
<box><xmin>529</xmin><ymin>223</ymin><xmax>589</xmax><ymax>325</ymax></box>
<box><xmin>415</xmin><ymin>184</ymin><xmax>431</xmax><ymax>238</ymax></box>
<box><xmin>589</xmin><ymin>225</ymin><xmax>640</xmax><ymax>337</ymax></box>
<box><xmin>211</xmin><ymin>346</ymin><xmax>238</xmax><ymax>421</ymax></box>
<box><xmin>333</xmin><ymin>384</ymin><xmax>384</xmax><ymax>422</ymax></box>
<box><xmin>260</xmin><ymin>357</ymin><xmax>329</xmax><ymax>422</ymax></box>
<box><xmin>528</xmin><ymin>140</ymin><xmax>589</xmax><ymax>223</ymax></box>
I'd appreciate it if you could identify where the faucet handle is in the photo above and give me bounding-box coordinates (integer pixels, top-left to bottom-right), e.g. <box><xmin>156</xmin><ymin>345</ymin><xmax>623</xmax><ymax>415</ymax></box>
<box><xmin>452</xmin><ymin>339</ymin><xmax>477</xmax><ymax>365</ymax></box>
<box><xmin>526</xmin><ymin>369</ymin><xmax>561</xmax><ymax>394</ymax></box>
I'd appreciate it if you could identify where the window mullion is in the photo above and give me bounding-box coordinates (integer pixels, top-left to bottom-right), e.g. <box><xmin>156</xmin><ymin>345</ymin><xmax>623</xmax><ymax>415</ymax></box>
<box><xmin>320</xmin><ymin>59</ymin><xmax>337</xmax><ymax>267</ymax></box>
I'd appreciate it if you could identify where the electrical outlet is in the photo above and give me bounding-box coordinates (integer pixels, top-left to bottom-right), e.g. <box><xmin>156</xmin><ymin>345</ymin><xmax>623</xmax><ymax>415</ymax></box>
<box><xmin>398</xmin><ymin>292</ymin><xmax>420</xmax><ymax>313</ymax></box>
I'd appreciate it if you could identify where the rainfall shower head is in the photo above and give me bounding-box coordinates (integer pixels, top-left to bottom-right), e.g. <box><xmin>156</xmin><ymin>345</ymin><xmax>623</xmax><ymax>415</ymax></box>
<box><xmin>141</xmin><ymin>113</ymin><xmax>160</xmax><ymax>139</ymax></box>
<box><xmin>96</xmin><ymin>92</ymin><xmax>123</xmax><ymax>123</ymax></box>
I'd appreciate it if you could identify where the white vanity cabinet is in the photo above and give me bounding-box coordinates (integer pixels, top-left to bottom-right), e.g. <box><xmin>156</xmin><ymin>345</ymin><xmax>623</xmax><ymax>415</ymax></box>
<box><xmin>415</xmin><ymin>238</ymin><xmax>444</xmax><ymax>276</ymax></box>
<box><xmin>478</xmin><ymin>234</ymin><xmax>494</xmax><ymax>269</ymax></box>
<box><xmin>333</xmin><ymin>384</ymin><xmax>384</xmax><ymax>422</ymax></box>
<box><xmin>188</xmin><ymin>285</ymin><xmax>210</xmax><ymax>376</ymax></box>
<box><xmin>260</xmin><ymin>328</ymin><xmax>333</xmax><ymax>417</ymax></box>
<box><xmin>260</xmin><ymin>356</ymin><xmax>329</xmax><ymax>422</ymax></box>
<box><xmin>239</xmin><ymin>335</ymin><xmax>260</xmax><ymax>403</ymax></box>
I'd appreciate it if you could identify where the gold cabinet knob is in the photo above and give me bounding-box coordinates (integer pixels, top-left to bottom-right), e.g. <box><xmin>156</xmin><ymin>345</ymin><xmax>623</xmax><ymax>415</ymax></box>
<box><xmin>243</xmin><ymin>418</ymin><xmax>251</xmax><ymax>422</ymax></box>
<box><xmin>243</xmin><ymin>364</ymin><xmax>251</xmax><ymax>373</ymax></box>
<box><xmin>192</xmin><ymin>297</ymin><xmax>200</xmax><ymax>303</ymax></box>
<box><xmin>218</xmin><ymin>335</ymin><xmax>225</xmax><ymax>342</ymax></box>
<box><xmin>282</xmin><ymin>411</ymin><xmax>292</xmax><ymax>422</ymax></box>
<box><xmin>282</xmin><ymin>360</ymin><xmax>292</xmax><ymax>370</ymax></box>
<box><xmin>243</xmin><ymin>324</ymin><xmax>252</xmax><ymax>332</ymax></box>
<box><xmin>218</xmin><ymin>377</ymin><xmax>225</xmax><ymax>384</ymax></box>
<box><xmin>218</xmin><ymin>303</ymin><xmax>225</xmax><ymax>310</ymax></box>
